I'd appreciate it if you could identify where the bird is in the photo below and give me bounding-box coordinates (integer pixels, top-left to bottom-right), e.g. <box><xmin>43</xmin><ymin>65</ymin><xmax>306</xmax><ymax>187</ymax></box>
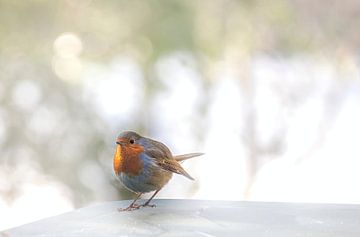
<box><xmin>113</xmin><ymin>131</ymin><xmax>203</xmax><ymax>211</ymax></box>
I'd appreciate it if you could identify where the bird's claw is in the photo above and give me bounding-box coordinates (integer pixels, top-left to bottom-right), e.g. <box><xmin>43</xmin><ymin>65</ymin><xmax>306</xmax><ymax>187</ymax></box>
<box><xmin>117</xmin><ymin>202</ymin><xmax>156</xmax><ymax>211</ymax></box>
<box><xmin>117</xmin><ymin>203</ymin><xmax>141</xmax><ymax>212</ymax></box>
<box><xmin>141</xmin><ymin>203</ymin><xmax>156</xmax><ymax>208</ymax></box>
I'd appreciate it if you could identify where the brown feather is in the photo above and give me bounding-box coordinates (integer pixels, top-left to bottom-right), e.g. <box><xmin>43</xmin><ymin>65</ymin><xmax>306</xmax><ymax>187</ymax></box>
<box><xmin>155</xmin><ymin>158</ymin><xmax>194</xmax><ymax>180</ymax></box>
<box><xmin>174</xmin><ymin>153</ymin><xmax>204</xmax><ymax>162</ymax></box>
<box><xmin>142</xmin><ymin>138</ymin><xmax>197</xmax><ymax>180</ymax></box>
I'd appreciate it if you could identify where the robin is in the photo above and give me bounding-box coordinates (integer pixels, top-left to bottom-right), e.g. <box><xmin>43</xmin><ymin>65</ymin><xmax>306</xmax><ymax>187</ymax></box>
<box><xmin>113</xmin><ymin>131</ymin><xmax>203</xmax><ymax>211</ymax></box>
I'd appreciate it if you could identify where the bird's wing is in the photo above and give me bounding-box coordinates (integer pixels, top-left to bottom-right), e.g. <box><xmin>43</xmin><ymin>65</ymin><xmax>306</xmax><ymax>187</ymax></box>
<box><xmin>155</xmin><ymin>158</ymin><xmax>194</xmax><ymax>180</ymax></box>
<box><xmin>145</xmin><ymin>147</ymin><xmax>195</xmax><ymax>180</ymax></box>
<box><xmin>174</xmin><ymin>153</ymin><xmax>204</xmax><ymax>162</ymax></box>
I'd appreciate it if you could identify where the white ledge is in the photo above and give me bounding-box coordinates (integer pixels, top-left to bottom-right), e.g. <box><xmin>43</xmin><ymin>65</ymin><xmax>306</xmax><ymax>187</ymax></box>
<box><xmin>3</xmin><ymin>200</ymin><xmax>360</xmax><ymax>236</ymax></box>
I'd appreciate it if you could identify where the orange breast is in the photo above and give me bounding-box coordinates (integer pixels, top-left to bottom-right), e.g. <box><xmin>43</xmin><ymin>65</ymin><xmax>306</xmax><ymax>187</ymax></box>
<box><xmin>113</xmin><ymin>144</ymin><xmax>144</xmax><ymax>176</ymax></box>
<box><xmin>113</xmin><ymin>144</ymin><xmax>123</xmax><ymax>175</ymax></box>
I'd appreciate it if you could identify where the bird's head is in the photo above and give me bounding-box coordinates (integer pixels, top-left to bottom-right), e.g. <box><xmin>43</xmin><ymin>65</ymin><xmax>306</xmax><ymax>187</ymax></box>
<box><xmin>116</xmin><ymin>131</ymin><xmax>143</xmax><ymax>147</ymax></box>
<box><xmin>114</xmin><ymin>131</ymin><xmax>144</xmax><ymax>176</ymax></box>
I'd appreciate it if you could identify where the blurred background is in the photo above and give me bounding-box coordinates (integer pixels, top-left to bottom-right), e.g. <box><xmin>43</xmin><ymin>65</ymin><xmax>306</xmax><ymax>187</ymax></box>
<box><xmin>1</xmin><ymin>0</ymin><xmax>360</xmax><ymax>230</ymax></box>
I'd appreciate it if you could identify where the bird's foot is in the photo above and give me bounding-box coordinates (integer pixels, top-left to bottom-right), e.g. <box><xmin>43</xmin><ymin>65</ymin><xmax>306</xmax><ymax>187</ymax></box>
<box><xmin>140</xmin><ymin>202</ymin><xmax>156</xmax><ymax>208</ymax></box>
<box><xmin>117</xmin><ymin>203</ymin><xmax>141</xmax><ymax>212</ymax></box>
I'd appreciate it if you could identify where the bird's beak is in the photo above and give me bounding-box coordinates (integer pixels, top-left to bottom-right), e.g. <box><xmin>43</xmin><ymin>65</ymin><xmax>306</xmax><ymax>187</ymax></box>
<box><xmin>116</xmin><ymin>138</ymin><xmax>126</xmax><ymax>145</ymax></box>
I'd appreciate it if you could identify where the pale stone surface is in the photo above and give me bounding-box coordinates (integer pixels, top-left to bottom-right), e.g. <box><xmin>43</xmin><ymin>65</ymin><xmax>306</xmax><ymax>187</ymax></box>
<box><xmin>3</xmin><ymin>200</ymin><xmax>360</xmax><ymax>237</ymax></box>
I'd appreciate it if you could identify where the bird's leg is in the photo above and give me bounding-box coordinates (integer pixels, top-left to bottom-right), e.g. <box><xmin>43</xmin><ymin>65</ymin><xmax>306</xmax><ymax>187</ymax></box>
<box><xmin>118</xmin><ymin>193</ymin><xmax>142</xmax><ymax>211</ymax></box>
<box><xmin>141</xmin><ymin>189</ymin><xmax>161</xmax><ymax>208</ymax></box>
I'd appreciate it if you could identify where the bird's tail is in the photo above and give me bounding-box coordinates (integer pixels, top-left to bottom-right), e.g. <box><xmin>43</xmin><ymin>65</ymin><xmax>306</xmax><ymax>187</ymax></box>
<box><xmin>174</xmin><ymin>152</ymin><xmax>204</xmax><ymax>162</ymax></box>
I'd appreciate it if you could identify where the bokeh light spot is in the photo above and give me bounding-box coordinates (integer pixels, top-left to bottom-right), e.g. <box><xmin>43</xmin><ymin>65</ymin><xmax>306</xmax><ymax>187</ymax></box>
<box><xmin>53</xmin><ymin>33</ymin><xmax>83</xmax><ymax>58</ymax></box>
<box><xmin>52</xmin><ymin>33</ymin><xmax>83</xmax><ymax>81</ymax></box>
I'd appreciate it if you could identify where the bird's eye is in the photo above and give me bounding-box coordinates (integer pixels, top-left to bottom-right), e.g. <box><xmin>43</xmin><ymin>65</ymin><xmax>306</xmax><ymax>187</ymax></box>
<box><xmin>129</xmin><ymin>139</ymin><xmax>135</xmax><ymax>144</ymax></box>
